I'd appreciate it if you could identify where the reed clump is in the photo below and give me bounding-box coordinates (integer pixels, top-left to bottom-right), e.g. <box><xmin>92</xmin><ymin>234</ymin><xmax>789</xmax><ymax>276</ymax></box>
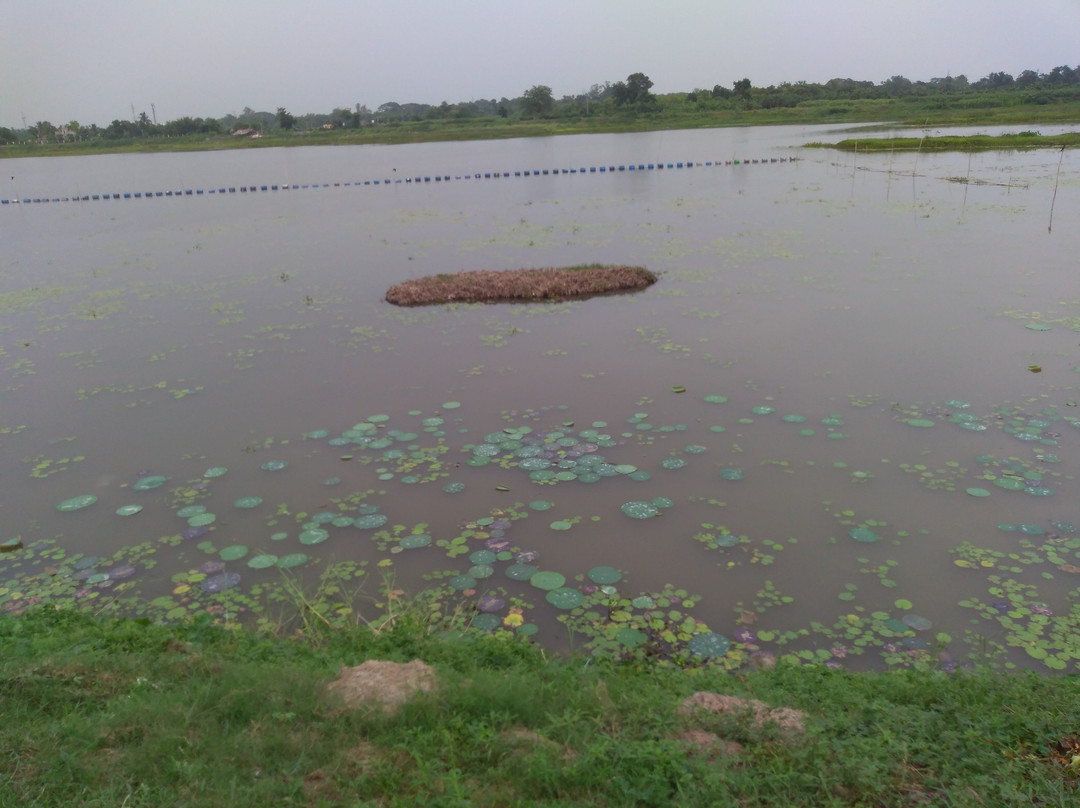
<box><xmin>385</xmin><ymin>263</ymin><xmax>657</xmax><ymax>306</ymax></box>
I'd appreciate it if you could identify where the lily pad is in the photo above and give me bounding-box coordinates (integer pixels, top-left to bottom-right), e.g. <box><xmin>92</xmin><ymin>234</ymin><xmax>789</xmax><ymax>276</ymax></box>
<box><xmin>529</xmin><ymin>571</ymin><xmax>566</xmax><ymax>590</ymax></box>
<box><xmin>615</xmin><ymin>627</ymin><xmax>647</xmax><ymax>647</ymax></box>
<box><xmin>133</xmin><ymin>475</ymin><xmax>167</xmax><ymax>490</ymax></box>
<box><xmin>188</xmin><ymin>513</ymin><xmax>216</xmax><ymax>527</ymax></box>
<box><xmin>588</xmin><ymin>566</ymin><xmax>623</xmax><ymax>585</ymax></box>
<box><xmin>906</xmin><ymin>419</ymin><xmax>935</xmax><ymax>428</ymax></box>
<box><xmin>546</xmin><ymin>587</ymin><xmax>584</xmax><ymax>609</ymax></box>
<box><xmin>965</xmin><ymin>487</ymin><xmax>991</xmax><ymax>497</ymax></box>
<box><xmin>276</xmin><ymin>553</ymin><xmax>308</xmax><ymax>569</ymax></box>
<box><xmin>200</xmin><ymin>572</ymin><xmax>241</xmax><ymax>593</ymax></box>
<box><xmin>621</xmin><ymin>501</ymin><xmax>659</xmax><ymax>519</ymax></box>
<box><xmin>849</xmin><ymin>527</ymin><xmax>880</xmax><ymax>543</ymax></box>
<box><xmin>688</xmin><ymin>632</ymin><xmax>732</xmax><ymax>658</ymax></box>
<box><xmin>203</xmin><ymin>467</ymin><xmax>228</xmax><ymax>478</ymax></box>
<box><xmin>299</xmin><ymin>528</ymin><xmax>330</xmax><ymax>545</ymax></box>
<box><xmin>505</xmin><ymin>563</ymin><xmax>538</xmax><ymax>581</ymax></box>
<box><xmin>57</xmin><ymin>495</ymin><xmax>98</xmax><ymax>511</ymax></box>
<box><xmin>354</xmin><ymin>514</ymin><xmax>388</xmax><ymax>529</ymax></box>
<box><xmin>234</xmin><ymin>496</ymin><xmax>263</xmax><ymax>509</ymax></box>
<box><xmin>219</xmin><ymin>545</ymin><xmax>249</xmax><ymax>561</ymax></box>
<box><xmin>260</xmin><ymin>460</ymin><xmax>288</xmax><ymax>471</ymax></box>
<box><xmin>400</xmin><ymin>534</ymin><xmax>432</xmax><ymax>549</ymax></box>
<box><xmin>449</xmin><ymin>574</ymin><xmax>477</xmax><ymax>591</ymax></box>
<box><xmin>115</xmin><ymin>504</ymin><xmax>143</xmax><ymax>516</ymax></box>
<box><xmin>247</xmin><ymin>554</ymin><xmax>278</xmax><ymax>569</ymax></box>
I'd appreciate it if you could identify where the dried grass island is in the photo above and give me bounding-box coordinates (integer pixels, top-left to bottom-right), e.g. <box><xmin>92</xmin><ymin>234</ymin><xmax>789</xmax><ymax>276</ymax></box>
<box><xmin>385</xmin><ymin>264</ymin><xmax>657</xmax><ymax>306</ymax></box>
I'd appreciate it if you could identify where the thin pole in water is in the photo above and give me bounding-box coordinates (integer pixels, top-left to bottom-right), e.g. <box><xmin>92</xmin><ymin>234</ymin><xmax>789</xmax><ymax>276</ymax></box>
<box><xmin>1048</xmin><ymin>145</ymin><xmax>1065</xmax><ymax>234</ymax></box>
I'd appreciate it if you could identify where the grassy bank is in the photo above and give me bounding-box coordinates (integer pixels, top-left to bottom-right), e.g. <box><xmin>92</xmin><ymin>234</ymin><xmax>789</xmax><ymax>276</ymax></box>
<box><xmin>7</xmin><ymin>96</ymin><xmax>1080</xmax><ymax>158</ymax></box>
<box><xmin>806</xmin><ymin>131</ymin><xmax>1080</xmax><ymax>152</ymax></box>
<box><xmin>3</xmin><ymin>607</ymin><xmax>1079</xmax><ymax>807</ymax></box>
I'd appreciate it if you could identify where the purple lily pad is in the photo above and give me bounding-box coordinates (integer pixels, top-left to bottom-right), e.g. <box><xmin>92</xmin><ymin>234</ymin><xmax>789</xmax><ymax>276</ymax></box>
<box><xmin>485</xmin><ymin>538</ymin><xmax>512</xmax><ymax>552</ymax></box>
<box><xmin>182</xmin><ymin>525</ymin><xmax>210</xmax><ymax>541</ymax></box>
<box><xmin>732</xmin><ymin>628</ymin><xmax>758</xmax><ymax>643</ymax></box>
<box><xmin>200</xmin><ymin>572</ymin><xmax>241</xmax><ymax>593</ymax></box>
<box><xmin>477</xmin><ymin>595</ymin><xmax>505</xmax><ymax>614</ymax></box>
<box><xmin>515</xmin><ymin>550</ymin><xmax>540</xmax><ymax>564</ymax></box>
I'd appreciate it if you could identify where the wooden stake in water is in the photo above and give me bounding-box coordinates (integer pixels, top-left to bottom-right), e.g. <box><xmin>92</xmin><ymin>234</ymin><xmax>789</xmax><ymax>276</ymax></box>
<box><xmin>1048</xmin><ymin>145</ymin><xmax>1065</xmax><ymax>234</ymax></box>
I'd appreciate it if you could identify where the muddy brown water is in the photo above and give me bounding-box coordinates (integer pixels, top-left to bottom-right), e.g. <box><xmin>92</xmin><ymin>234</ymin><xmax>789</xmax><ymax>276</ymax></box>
<box><xmin>2</xmin><ymin>125</ymin><xmax>1078</xmax><ymax>671</ymax></box>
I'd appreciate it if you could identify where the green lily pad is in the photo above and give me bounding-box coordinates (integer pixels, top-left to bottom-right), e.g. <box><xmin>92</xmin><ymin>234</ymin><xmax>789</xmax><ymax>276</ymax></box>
<box><xmin>234</xmin><ymin>496</ymin><xmax>263</xmax><ymax>508</ymax></box>
<box><xmin>354</xmin><ymin>514</ymin><xmax>388</xmax><ymax>529</ymax></box>
<box><xmin>276</xmin><ymin>553</ymin><xmax>308</xmax><ymax>569</ymax></box>
<box><xmin>400</xmin><ymin>534</ymin><xmax>432</xmax><ymax>549</ymax></box>
<box><xmin>449</xmin><ymin>574</ymin><xmax>477</xmax><ymax>591</ymax></box>
<box><xmin>219</xmin><ymin>545</ymin><xmax>249</xmax><ymax>561</ymax></box>
<box><xmin>906</xmin><ymin>419</ymin><xmax>935</xmax><ymax>428</ymax></box>
<box><xmin>247</xmin><ymin>554</ymin><xmax>278</xmax><ymax>569</ymax></box>
<box><xmin>505</xmin><ymin>563</ymin><xmax>538</xmax><ymax>581</ymax></box>
<box><xmin>849</xmin><ymin>527</ymin><xmax>880</xmax><ymax>543</ymax></box>
<box><xmin>615</xmin><ymin>627</ymin><xmax>647</xmax><ymax>647</ymax></box>
<box><xmin>621</xmin><ymin>501</ymin><xmax>659</xmax><ymax>519</ymax></box>
<box><xmin>133</xmin><ymin>476</ymin><xmax>167</xmax><ymax>490</ymax></box>
<box><xmin>57</xmin><ymin>495</ymin><xmax>98</xmax><ymax>512</ymax></box>
<box><xmin>261</xmin><ymin>460</ymin><xmax>288</xmax><ymax>471</ymax></box>
<box><xmin>704</xmin><ymin>395</ymin><xmax>728</xmax><ymax>404</ymax></box>
<box><xmin>688</xmin><ymin>632</ymin><xmax>732</xmax><ymax>658</ymax></box>
<box><xmin>546</xmin><ymin>587</ymin><xmax>584</xmax><ymax>609</ymax></box>
<box><xmin>299</xmin><ymin>528</ymin><xmax>329</xmax><ymax>545</ymax></box>
<box><xmin>203</xmin><ymin>467</ymin><xmax>228</xmax><ymax>478</ymax></box>
<box><xmin>176</xmin><ymin>505</ymin><xmax>206</xmax><ymax>517</ymax></box>
<box><xmin>530</xmin><ymin>571</ymin><xmax>566</xmax><ymax>590</ymax></box>
<box><xmin>188</xmin><ymin>513</ymin><xmax>216</xmax><ymax>526</ymax></box>
<box><xmin>115</xmin><ymin>504</ymin><xmax>143</xmax><ymax>516</ymax></box>
<box><xmin>529</xmin><ymin>500</ymin><xmax>554</xmax><ymax>511</ymax></box>
<box><xmin>550</xmin><ymin>520</ymin><xmax>573</xmax><ymax>531</ymax></box>
<box><xmin>588</xmin><ymin>566</ymin><xmax>623</xmax><ymax>584</ymax></box>
<box><xmin>965</xmin><ymin>488</ymin><xmax>991</xmax><ymax>497</ymax></box>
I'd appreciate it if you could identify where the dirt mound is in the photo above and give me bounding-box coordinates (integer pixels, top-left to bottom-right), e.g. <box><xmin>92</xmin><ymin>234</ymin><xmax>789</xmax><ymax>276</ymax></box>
<box><xmin>678</xmin><ymin>691</ymin><xmax>807</xmax><ymax>733</ymax></box>
<box><xmin>326</xmin><ymin>659</ymin><xmax>437</xmax><ymax>715</ymax></box>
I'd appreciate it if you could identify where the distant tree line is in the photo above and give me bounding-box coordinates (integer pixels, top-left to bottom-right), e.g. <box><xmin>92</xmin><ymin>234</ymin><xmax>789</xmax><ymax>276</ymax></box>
<box><xmin>4</xmin><ymin>65</ymin><xmax>1078</xmax><ymax>145</ymax></box>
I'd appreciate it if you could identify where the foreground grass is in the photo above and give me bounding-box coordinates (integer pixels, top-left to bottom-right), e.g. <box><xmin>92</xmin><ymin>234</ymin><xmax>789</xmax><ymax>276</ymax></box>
<box><xmin>385</xmin><ymin>265</ymin><xmax>657</xmax><ymax>306</ymax></box>
<box><xmin>3</xmin><ymin>608</ymin><xmax>1079</xmax><ymax>807</ymax></box>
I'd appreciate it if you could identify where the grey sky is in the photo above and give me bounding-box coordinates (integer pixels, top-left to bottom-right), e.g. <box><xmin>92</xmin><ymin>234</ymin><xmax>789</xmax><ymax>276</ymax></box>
<box><xmin>2</xmin><ymin>0</ymin><xmax>1077</xmax><ymax>129</ymax></box>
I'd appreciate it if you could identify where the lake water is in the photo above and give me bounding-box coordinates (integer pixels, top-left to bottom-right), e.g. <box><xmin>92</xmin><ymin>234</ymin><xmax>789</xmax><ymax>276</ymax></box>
<box><xmin>2</xmin><ymin>124</ymin><xmax>1078</xmax><ymax>672</ymax></box>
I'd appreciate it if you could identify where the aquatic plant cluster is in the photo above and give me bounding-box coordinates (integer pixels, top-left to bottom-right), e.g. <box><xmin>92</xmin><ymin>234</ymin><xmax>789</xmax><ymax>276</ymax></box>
<box><xmin>385</xmin><ymin>265</ymin><xmax>657</xmax><ymax>306</ymax></box>
<box><xmin>5</xmin><ymin>382</ymin><xmax>1080</xmax><ymax>674</ymax></box>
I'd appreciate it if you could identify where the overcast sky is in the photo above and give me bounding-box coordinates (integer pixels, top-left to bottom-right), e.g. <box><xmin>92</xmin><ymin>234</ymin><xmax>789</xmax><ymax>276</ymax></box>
<box><xmin>2</xmin><ymin>0</ymin><xmax>1077</xmax><ymax>129</ymax></box>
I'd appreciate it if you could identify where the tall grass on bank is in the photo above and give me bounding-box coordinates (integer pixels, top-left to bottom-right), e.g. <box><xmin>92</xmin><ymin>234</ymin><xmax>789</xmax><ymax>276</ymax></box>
<box><xmin>3</xmin><ymin>607</ymin><xmax>1079</xmax><ymax>807</ymax></box>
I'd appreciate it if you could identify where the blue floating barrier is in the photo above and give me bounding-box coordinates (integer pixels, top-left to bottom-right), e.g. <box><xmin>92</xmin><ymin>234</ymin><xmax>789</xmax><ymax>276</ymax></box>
<box><xmin>103</xmin><ymin>194</ymin><xmax>111</xmax><ymax>199</ymax></box>
<box><xmin>373</xmin><ymin>180</ymin><xmax>380</xmax><ymax>185</ymax></box>
<box><xmin>590</xmin><ymin>167</ymin><xmax>596</xmax><ymax>172</ymax></box>
<box><xmin>166</xmin><ymin>190</ymin><xmax>174</xmax><ymax>196</ymax></box>
<box><xmin>271</xmin><ymin>185</ymin><xmax>278</xmax><ymax>190</ymax></box>
<box><xmin>196</xmin><ymin>189</ymin><xmax>203</xmax><ymax>194</ymax></box>
<box><xmin>515</xmin><ymin>171</ymin><xmax>521</xmax><ymax>176</ymax></box>
<box><xmin>92</xmin><ymin>194</ymin><xmax>99</xmax><ymax>200</ymax></box>
<box><xmin>332</xmin><ymin>183</ymin><xmax>339</xmax><ymax>187</ymax></box>
<box><xmin>628</xmin><ymin>165</ymin><xmax>635</xmax><ymax>171</ymax></box>
<box><xmin>228</xmin><ymin>187</ymin><xmax>236</xmax><ymax>193</ymax></box>
<box><xmin>1</xmin><ymin>200</ymin><xmax>7</xmax><ymax>205</ymax></box>
<box><xmin>542</xmin><ymin>169</ymin><xmax>548</xmax><ymax>175</ymax></box>
<box><xmin>124</xmin><ymin>192</ymin><xmax>132</xmax><ymax>198</ymax></box>
<box><xmin>524</xmin><ymin>171</ymin><xmax>530</xmax><ymax>176</ymax></box>
<box><xmin>648</xmin><ymin>163</ymin><xmax>654</xmax><ymax>169</ymax></box>
<box><xmin>599</xmin><ymin>166</ymin><xmax>606</xmax><ymax>172</ymax></box>
<box><xmin>474</xmin><ymin>173</ymin><xmax>480</xmax><ymax>179</ymax></box>
<box><xmin>261</xmin><ymin>185</ymin><xmax>267</xmax><ymax>191</ymax></box>
<box><xmin>638</xmin><ymin>164</ymin><xmax>645</xmax><ymax>170</ymax></box>
<box><xmin>424</xmin><ymin>176</ymin><xmax>431</xmax><ymax>182</ymax></box>
<box><xmin>618</xmin><ymin>165</ymin><xmax>625</xmax><ymax>171</ymax></box>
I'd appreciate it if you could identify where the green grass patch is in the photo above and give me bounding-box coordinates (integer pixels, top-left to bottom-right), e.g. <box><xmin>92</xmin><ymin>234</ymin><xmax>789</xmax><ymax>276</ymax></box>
<box><xmin>807</xmin><ymin>131</ymin><xmax>1080</xmax><ymax>153</ymax></box>
<box><xmin>3</xmin><ymin>607</ymin><xmax>1080</xmax><ymax>806</ymax></box>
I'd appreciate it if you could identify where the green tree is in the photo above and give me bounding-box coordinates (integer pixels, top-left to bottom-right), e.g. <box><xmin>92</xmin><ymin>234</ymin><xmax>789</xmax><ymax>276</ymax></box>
<box><xmin>612</xmin><ymin>72</ymin><xmax>656</xmax><ymax>108</ymax></box>
<box><xmin>276</xmin><ymin>107</ymin><xmax>296</xmax><ymax>130</ymax></box>
<box><xmin>733</xmin><ymin>78</ymin><xmax>752</xmax><ymax>102</ymax></box>
<box><xmin>521</xmin><ymin>85</ymin><xmax>554</xmax><ymax>116</ymax></box>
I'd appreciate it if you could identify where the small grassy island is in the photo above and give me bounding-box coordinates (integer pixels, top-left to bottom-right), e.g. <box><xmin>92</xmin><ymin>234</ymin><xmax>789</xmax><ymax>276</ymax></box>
<box><xmin>806</xmin><ymin>130</ymin><xmax>1080</xmax><ymax>152</ymax></box>
<box><xmin>385</xmin><ymin>264</ymin><xmax>657</xmax><ymax>306</ymax></box>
